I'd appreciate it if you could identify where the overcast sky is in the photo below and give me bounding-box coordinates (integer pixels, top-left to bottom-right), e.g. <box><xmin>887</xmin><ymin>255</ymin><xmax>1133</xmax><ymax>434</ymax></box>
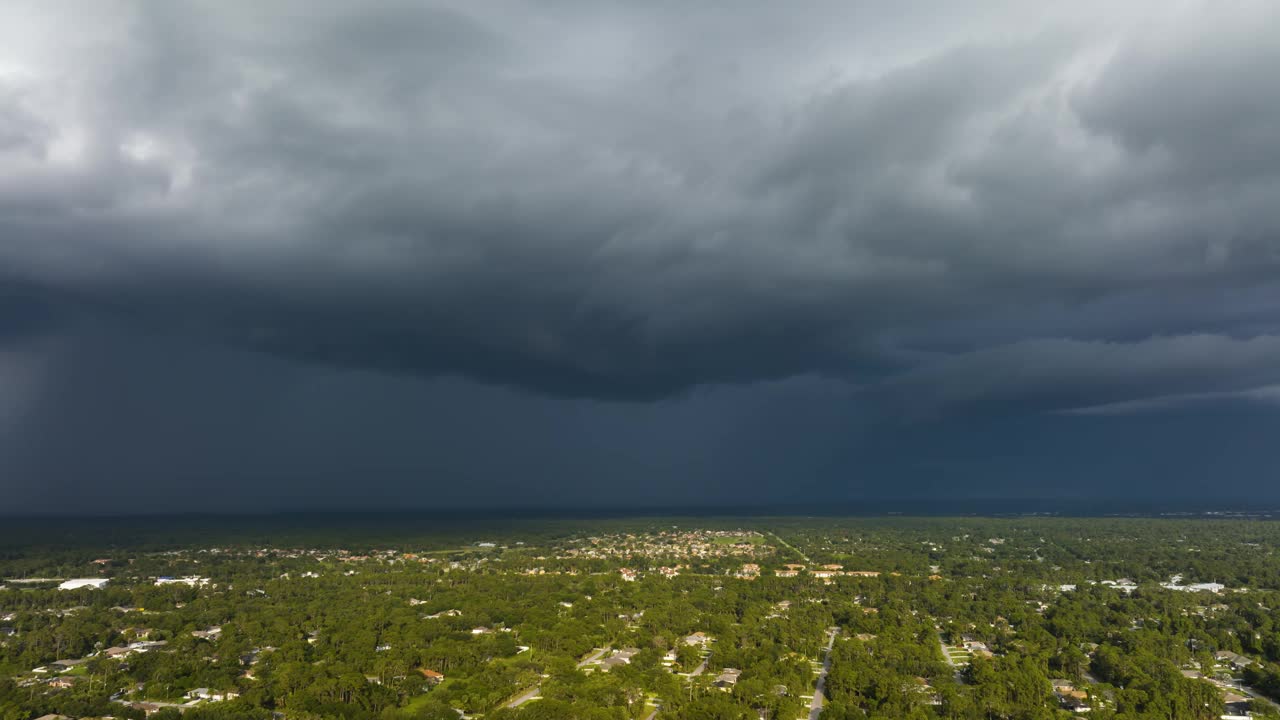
<box><xmin>3</xmin><ymin>1</ymin><xmax>1280</xmax><ymax>513</ymax></box>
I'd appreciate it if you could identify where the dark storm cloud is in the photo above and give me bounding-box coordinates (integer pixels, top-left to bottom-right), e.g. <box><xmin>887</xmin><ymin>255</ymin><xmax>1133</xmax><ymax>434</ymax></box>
<box><xmin>0</xmin><ymin>285</ymin><xmax>59</xmax><ymax>343</ymax></box>
<box><xmin>0</xmin><ymin>328</ymin><xmax>872</xmax><ymax>512</ymax></box>
<box><xmin>2</xmin><ymin>1</ymin><xmax>1280</xmax><ymax>509</ymax></box>
<box><xmin>876</xmin><ymin>335</ymin><xmax>1280</xmax><ymax>418</ymax></box>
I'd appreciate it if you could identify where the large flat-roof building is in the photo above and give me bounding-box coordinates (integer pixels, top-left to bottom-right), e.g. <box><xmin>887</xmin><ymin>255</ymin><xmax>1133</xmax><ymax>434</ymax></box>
<box><xmin>57</xmin><ymin>578</ymin><xmax>109</xmax><ymax>591</ymax></box>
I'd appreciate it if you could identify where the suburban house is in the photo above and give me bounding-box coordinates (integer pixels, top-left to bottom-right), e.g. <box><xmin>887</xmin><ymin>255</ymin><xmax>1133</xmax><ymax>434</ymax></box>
<box><xmin>1215</xmin><ymin>650</ymin><xmax>1254</xmax><ymax>671</ymax></box>
<box><xmin>1222</xmin><ymin>691</ymin><xmax>1251</xmax><ymax>717</ymax></box>
<box><xmin>1050</xmin><ymin>679</ymin><xmax>1090</xmax><ymax>712</ymax></box>
<box><xmin>714</xmin><ymin>668</ymin><xmax>742</xmax><ymax>690</ymax></box>
<box><xmin>424</xmin><ymin>609</ymin><xmax>462</xmax><ymax>619</ymax></box>
<box><xmin>185</xmin><ymin>687</ymin><xmax>239</xmax><ymax>702</ymax></box>
<box><xmin>601</xmin><ymin>647</ymin><xmax>641</xmax><ymax>671</ymax></box>
<box><xmin>908</xmin><ymin>677</ymin><xmax>942</xmax><ymax>706</ymax></box>
<box><xmin>191</xmin><ymin>626</ymin><xmax>222</xmax><ymax>640</ymax></box>
<box><xmin>684</xmin><ymin>632</ymin><xmax>712</xmax><ymax>647</ymax></box>
<box><xmin>961</xmin><ymin>634</ymin><xmax>993</xmax><ymax>657</ymax></box>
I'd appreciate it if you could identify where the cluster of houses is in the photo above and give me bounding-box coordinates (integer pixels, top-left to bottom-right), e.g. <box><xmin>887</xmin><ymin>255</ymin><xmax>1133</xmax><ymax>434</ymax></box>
<box><xmin>118</xmin><ymin>687</ymin><xmax>241</xmax><ymax>716</ymax></box>
<box><xmin>25</xmin><ymin>635</ymin><xmax>283</xmax><ymax>708</ymax></box>
<box><xmin>1163</xmin><ymin>575</ymin><xmax>1228</xmax><ymax>593</ymax></box>
<box><xmin>1182</xmin><ymin>660</ymin><xmax>1265</xmax><ymax>719</ymax></box>
<box><xmin>101</xmin><ymin>640</ymin><xmax>169</xmax><ymax>659</ymax></box>
<box><xmin>185</xmin><ymin>687</ymin><xmax>239</xmax><ymax>702</ymax></box>
<box><xmin>18</xmin><ymin>640</ymin><xmax>170</xmax><ymax>694</ymax></box>
<box><xmin>772</xmin><ymin>564</ymin><xmax>882</xmax><ymax>581</ymax></box>
<box><xmin>121</xmin><ymin>544</ymin><xmax>496</xmax><ymax>570</ymax></box>
<box><xmin>1055</xmin><ymin>576</ymin><xmax>1231</xmax><ymax>595</ymax></box>
<box><xmin>814</xmin><ymin>565</ymin><xmax>880</xmax><ymax>579</ymax></box>
<box><xmin>154</xmin><ymin>576</ymin><xmax>211</xmax><ymax>587</ymax></box>
<box><xmin>564</xmin><ymin>530</ymin><xmax>771</xmax><ymax>562</ymax></box>
<box><xmin>1042</xmin><ymin>648</ymin><xmax>1267</xmax><ymax>718</ymax></box>
<box><xmin>617</xmin><ymin>566</ymin><xmax>683</xmax><ymax>581</ymax></box>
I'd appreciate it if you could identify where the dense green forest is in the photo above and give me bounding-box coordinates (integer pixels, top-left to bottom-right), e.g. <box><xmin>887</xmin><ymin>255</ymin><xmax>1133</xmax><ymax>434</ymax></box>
<box><xmin>4</xmin><ymin>515</ymin><xmax>1280</xmax><ymax>719</ymax></box>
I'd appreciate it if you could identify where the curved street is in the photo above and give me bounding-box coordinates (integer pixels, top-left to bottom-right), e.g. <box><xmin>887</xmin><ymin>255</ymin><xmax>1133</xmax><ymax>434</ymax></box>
<box><xmin>809</xmin><ymin>627</ymin><xmax>839</xmax><ymax>720</ymax></box>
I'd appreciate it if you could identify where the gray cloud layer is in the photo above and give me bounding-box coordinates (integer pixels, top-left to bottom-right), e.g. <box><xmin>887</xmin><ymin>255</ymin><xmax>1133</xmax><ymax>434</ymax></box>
<box><xmin>2</xmin><ymin>1</ymin><xmax>1280</xmax><ymax>509</ymax></box>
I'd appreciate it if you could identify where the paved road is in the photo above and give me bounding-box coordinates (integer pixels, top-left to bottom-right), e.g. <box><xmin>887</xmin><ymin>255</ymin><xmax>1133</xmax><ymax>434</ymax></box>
<box><xmin>808</xmin><ymin>627</ymin><xmax>839</xmax><ymax>720</ymax></box>
<box><xmin>505</xmin><ymin>647</ymin><xmax>610</xmax><ymax>708</ymax></box>
<box><xmin>577</xmin><ymin>648</ymin><xmax>609</xmax><ymax>668</ymax></box>
<box><xmin>506</xmin><ymin>686</ymin><xmax>541</xmax><ymax>709</ymax></box>
<box><xmin>938</xmin><ymin>632</ymin><xmax>965</xmax><ymax>683</ymax></box>
<box><xmin>766</xmin><ymin>531</ymin><xmax>811</xmax><ymax>564</ymax></box>
<box><xmin>1209</xmin><ymin>677</ymin><xmax>1280</xmax><ymax>712</ymax></box>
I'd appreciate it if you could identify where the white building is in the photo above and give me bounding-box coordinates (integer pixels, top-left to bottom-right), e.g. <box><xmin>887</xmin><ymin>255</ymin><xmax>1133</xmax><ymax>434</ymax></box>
<box><xmin>155</xmin><ymin>576</ymin><xmax>210</xmax><ymax>587</ymax></box>
<box><xmin>58</xmin><ymin>579</ymin><xmax>109</xmax><ymax>590</ymax></box>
